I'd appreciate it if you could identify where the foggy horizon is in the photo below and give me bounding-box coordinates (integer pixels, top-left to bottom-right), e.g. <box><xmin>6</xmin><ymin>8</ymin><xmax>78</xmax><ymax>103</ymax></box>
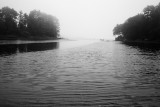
<box><xmin>1</xmin><ymin>0</ymin><xmax>160</xmax><ymax>40</ymax></box>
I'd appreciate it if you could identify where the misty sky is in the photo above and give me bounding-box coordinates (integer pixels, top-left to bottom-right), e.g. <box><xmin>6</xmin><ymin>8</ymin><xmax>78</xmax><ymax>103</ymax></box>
<box><xmin>0</xmin><ymin>0</ymin><xmax>159</xmax><ymax>40</ymax></box>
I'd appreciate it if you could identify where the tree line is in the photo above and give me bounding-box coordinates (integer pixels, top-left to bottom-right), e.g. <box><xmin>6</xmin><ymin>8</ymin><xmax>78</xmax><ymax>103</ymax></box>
<box><xmin>113</xmin><ymin>3</ymin><xmax>160</xmax><ymax>42</ymax></box>
<box><xmin>0</xmin><ymin>6</ymin><xmax>60</xmax><ymax>40</ymax></box>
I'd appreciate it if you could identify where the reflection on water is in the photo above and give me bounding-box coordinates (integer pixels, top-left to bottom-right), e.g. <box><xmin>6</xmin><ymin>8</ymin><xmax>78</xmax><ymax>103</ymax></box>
<box><xmin>0</xmin><ymin>40</ymin><xmax>160</xmax><ymax>106</ymax></box>
<box><xmin>0</xmin><ymin>42</ymin><xmax>59</xmax><ymax>56</ymax></box>
<box><xmin>123</xmin><ymin>41</ymin><xmax>160</xmax><ymax>52</ymax></box>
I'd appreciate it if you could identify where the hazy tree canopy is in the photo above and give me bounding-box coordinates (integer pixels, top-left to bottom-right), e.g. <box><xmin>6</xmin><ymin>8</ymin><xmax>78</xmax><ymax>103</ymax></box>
<box><xmin>18</xmin><ymin>11</ymin><xmax>28</xmax><ymax>31</ymax></box>
<box><xmin>113</xmin><ymin>2</ymin><xmax>160</xmax><ymax>42</ymax></box>
<box><xmin>28</xmin><ymin>10</ymin><xmax>60</xmax><ymax>37</ymax></box>
<box><xmin>0</xmin><ymin>7</ymin><xmax>60</xmax><ymax>40</ymax></box>
<box><xmin>0</xmin><ymin>7</ymin><xmax>18</xmax><ymax>35</ymax></box>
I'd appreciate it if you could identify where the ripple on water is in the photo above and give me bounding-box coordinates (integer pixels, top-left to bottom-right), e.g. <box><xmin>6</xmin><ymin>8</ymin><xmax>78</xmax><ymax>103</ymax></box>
<box><xmin>0</xmin><ymin>41</ymin><xmax>160</xmax><ymax>106</ymax></box>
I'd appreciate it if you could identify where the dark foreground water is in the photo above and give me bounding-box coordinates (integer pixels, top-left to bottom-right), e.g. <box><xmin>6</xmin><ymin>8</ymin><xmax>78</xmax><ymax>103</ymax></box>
<box><xmin>0</xmin><ymin>40</ymin><xmax>160</xmax><ymax>107</ymax></box>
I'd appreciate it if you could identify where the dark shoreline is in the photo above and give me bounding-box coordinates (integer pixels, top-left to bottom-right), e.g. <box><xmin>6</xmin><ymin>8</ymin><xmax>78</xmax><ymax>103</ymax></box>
<box><xmin>119</xmin><ymin>40</ymin><xmax>160</xmax><ymax>49</ymax></box>
<box><xmin>118</xmin><ymin>40</ymin><xmax>160</xmax><ymax>45</ymax></box>
<box><xmin>0</xmin><ymin>35</ymin><xmax>65</xmax><ymax>45</ymax></box>
<box><xmin>0</xmin><ymin>35</ymin><xmax>63</xmax><ymax>41</ymax></box>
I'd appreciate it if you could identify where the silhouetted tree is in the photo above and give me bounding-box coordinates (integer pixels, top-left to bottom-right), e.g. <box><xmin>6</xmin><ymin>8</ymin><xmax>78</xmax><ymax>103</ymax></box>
<box><xmin>113</xmin><ymin>2</ymin><xmax>160</xmax><ymax>42</ymax></box>
<box><xmin>0</xmin><ymin>7</ymin><xmax>18</xmax><ymax>35</ymax></box>
<box><xmin>0</xmin><ymin>6</ymin><xmax>60</xmax><ymax>40</ymax></box>
<box><xmin>113</xmin><ymin>24</ymin><xmax>123</xmax><ymax>36</ymax></box>
<box><xmin>28</xmin><ymin>10</ymin><xmax>59</xmax><ymax>38</ymax></box>
<box><xmin>18</xmin><ymin>11</ymin><xmax>28</xmax><ymax>31</ymax></box>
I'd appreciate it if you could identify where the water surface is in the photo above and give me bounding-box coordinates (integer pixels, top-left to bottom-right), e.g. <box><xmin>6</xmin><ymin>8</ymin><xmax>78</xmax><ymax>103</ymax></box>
<box><xmin>0</xmin><ymin>40</ymin><xmax>160</xmax><ymax>107</ymax></box>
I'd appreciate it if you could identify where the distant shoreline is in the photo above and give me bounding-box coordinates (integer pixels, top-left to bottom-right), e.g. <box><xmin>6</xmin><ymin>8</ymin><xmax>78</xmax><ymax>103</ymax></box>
<box><xmin>0</xmin><ymin>37</ymin><xmax>66</xmax><ymax>45</ymax></box>
<box><xmin>0</xmin><ymin>35</ymin><xmax>63</xmax><ymax>41</ymax></box>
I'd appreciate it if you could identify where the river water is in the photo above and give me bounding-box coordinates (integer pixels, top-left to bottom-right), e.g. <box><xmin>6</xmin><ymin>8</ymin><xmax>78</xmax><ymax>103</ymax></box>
<box><xmin>0</xmin><ymin>40</ymin><xmax>160</xmax><ymax>107</ymax></box>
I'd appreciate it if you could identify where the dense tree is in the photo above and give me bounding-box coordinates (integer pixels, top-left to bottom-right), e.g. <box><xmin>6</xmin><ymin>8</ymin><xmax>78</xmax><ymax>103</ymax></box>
<box><xmin>113</xmin><ymin>24</ymin><xmax>123</xmax><ymax>36</ymax></box>
<box><xmin>0</xmin><ymin>6</ymin><xmax>60</xmax><ymax>40</ymax></box>
<box><xmin>18</xmin><ymin>11</ymin><xmax>28</xmax><ymax>31</ymax></box>
<box><xmin>0</xmin><ymin>7</ymin><xmax>18</xmax><ymax>35</ymax></box>
<box><xmin>28</xmin><ymin>10</ymin><xmax>60</xmax><ymax>38</ymax></box>
<box><xmin>113</xmin><ymin>2</ymin><xmax>160</xmax><ymax>42</ymax></box>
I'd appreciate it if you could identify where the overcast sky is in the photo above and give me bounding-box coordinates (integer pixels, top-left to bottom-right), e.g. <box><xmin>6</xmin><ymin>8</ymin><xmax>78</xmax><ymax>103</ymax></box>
<box><xmin>0</xmin><ymin>0</ymin><xmax>159</xmax><ymax>40</ymax></box>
